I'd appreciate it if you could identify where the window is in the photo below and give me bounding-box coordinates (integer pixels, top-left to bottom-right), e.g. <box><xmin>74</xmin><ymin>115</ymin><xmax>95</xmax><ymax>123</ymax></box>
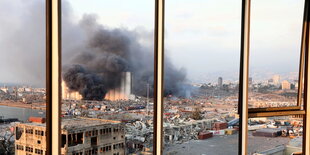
<box><xmin>35</xmin><ymin>148</ymin><xmax>43</xmax><ymax>154</ymax></box>
<box><xmin>26</xmin><ymin>146</ymin><xmax>33</xmax><ymax>153</ymax></box>
<box><xmin>26</xmin><ymin>129</ymin><xmax>34</xmax><ymax>134</ymax></box>
<box><xmin>45</xmin><ymin>0</ymin><xmax>310</xmax><ymax>154</ymax></box>
<box><xmin>100</xmin><ymin>145</ymin><xmax>111</xmax><ymax>152</ymax></box>
<box><xmin>91</xmin><ymin>137</ymin><xmax>97</xmax><ymax>146</ymax></box>
<box><xmin>61</xmin><ymin>134</ymin><xmax>66</xmax><ymax>147</ymax></box>
<box><xmin>246</xmin><ymin>1</ymin><xmax>307</xmax><ymax>115</ymax></box>
<box><xmin>35</xmin><ymin>130</ymin><xmax>44</xmax><ymax>136</ymax></box>
<box><xmin>0</xmin><ymin>1</ymin><xmax>47</xmax><ymax>154</ymax></box>
<box><xmin>100</xmin><ymin>147</ymin><xmax>105</xmax><ymax>152</ymax></box>
<box><xmin>68</xmin><ymin>133</ymin><xmax>83</xmax><ymax>147</ymax></box>
<box><xmin>73</xmin><ymin>151</ymin><xmax>83</xmax><ymax>155</ymax></box>
<box><xmin>16</xmin><ymin>145</ymin><xmax>24</xmax><ymax>151</ymax></box>
<box><xmin>163</xmin><ymin>0</ymin><xmax>241</xmax><ymax>154</ymax></box>
<box><xmin>249</xmin><ymin>0</ymin><xmax>305</xmax><ymax>109</ymax></box>
<box><xmin>239</xmin><ymin>0</ymin><xmax>310</xmax><ymax>154</ymax></box>
<box><xmin>60</xmin><ymin>1</ymin><xmax>155</xmax><ymax>154</ymax></box>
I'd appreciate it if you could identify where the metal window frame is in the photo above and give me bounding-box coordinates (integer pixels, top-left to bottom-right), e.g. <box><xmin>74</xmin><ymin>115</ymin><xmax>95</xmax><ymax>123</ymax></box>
<box><xmin>239</xmin><ymin>0</ymin><xmax>310</xmax><ymax>154</ymax></box>
<box><xmin>46</xmin><ymin>0</ymin><xmax>165</xmax><ymax>154</ymax></box>
<box><xmin>46</xmin><ymin>0</ymin><xmax>61</xmax><ymax>155</ymax></box>
<box><xmin>245</xmin><ymin>0</ymin><xmax>309</xmax><ymax>115</ymax></box>
<box><xmin>248</xmin><ymin>0</ymin><xmax>307</xmax><ymax>113</ymax></box>
<box><xmin>46</xmin><ymin>0</ymin><xmax>310</xmax><ymax>154</ymax></box>
<box><xmin>239</xmin><ymin>0</ymin><xmax>251</xmax><ymax>154</ymax></box>
<box><xmin>303</xmin><ymin>0</ymin><xmax>310</xmax><ymax>154</ymax></box>
<box><xmin>154</xmin><ymin>0</ymin><xmax>164</xmax><ymax>154</ymax></box>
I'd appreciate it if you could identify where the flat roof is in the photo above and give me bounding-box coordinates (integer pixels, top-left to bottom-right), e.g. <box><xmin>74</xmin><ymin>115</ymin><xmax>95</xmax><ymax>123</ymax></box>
<box><xmin>61</xmin><ymin>117</ymin><xmax>120</xmax><ymax>130</ymax></box>
<box><xmin>18</xmin><ymin>117</ymin><xmax>121</xmax><ymax>130</ymax></box>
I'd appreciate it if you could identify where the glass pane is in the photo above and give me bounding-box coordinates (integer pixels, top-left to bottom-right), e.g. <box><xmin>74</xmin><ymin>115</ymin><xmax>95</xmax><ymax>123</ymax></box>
<box><xmin>0</xmin><ymin>0</ymin><xmax>46</xmax><ymax>154</ymax></box>
<box><xmin>248</xmin><ymin>116</ymin><xmax>303</xmax><ymax>154</ymax></box>
<box><xmin>61</xmin><ymin>0</ymin><xmax>154</xmax><ymax>154</ymax></box>
<box><xmin>163</xmin><ymin>1</ymin><xmax>241</xmax><ymax>154</ymax></box>
<box><xmin>249</xmin><ymin>0</ymin><xmax>305</xmax><ymax>109</ymax></box>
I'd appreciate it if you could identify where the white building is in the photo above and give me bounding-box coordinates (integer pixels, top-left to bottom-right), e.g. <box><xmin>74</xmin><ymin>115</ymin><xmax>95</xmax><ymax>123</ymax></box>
<box><xmin>273</xmin><ymin>75</ymin><xmax>281</xmax><ymax>85</ymax></box>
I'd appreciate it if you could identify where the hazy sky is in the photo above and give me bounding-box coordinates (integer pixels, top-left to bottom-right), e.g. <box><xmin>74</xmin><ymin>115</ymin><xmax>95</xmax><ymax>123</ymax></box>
<box><xmin>0</xmin><ymin>0</ymin><xmax>305</xmax><ymax>86</ymax></box>
<box><xmin>0</xmin><ymin>1</ymin><xmax>45</xmax><ymax>87</ymax></box>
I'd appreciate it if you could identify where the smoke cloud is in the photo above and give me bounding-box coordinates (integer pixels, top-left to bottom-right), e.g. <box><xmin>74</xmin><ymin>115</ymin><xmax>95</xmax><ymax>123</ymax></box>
<box><xmin>0</xmin><ymin>0</ymin><xmax>187</xmax><ymax>99</ymax></box>
<box><xmin>62</xmin><ymin>12</ymin><xmax>187</xmax><ymax>100</ymax></box>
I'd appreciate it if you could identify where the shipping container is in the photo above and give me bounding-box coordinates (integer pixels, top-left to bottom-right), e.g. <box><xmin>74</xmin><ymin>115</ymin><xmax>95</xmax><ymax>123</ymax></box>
<box><xmin>198</xmin><ymin>131</ymin><xmax>213</xmax><ymax>140</ymax></box>
<box><xmin>225</xmin><ymin>129</ymin><xmax>237</xmax><ymax>135</ymax></box>
<box><xmin>29</xmin><ymin>117</ymin><xmax>46</xmax><ymax>123</ymax></box>
<box><xmin>210</xmin><ymin>130</ymin><xmax>225</xmax><ymax>135</ymax></box>
<box><xmin>252</xmin><ymin>128</ymin><xmax>283</xmax><ymax>137</ymax></box>
<box><xmin>213</xmin><ymin>122</ymin><xmax>228</xmax><ymax>130</ymax></box>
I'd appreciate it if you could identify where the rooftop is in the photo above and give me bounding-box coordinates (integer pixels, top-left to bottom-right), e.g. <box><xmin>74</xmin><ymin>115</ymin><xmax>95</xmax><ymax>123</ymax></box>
<box><xmin>17</xmin><ymin>117</ymin><xmax>121</xmax><ymax>130</ymax></box>
<box><xmin>61</xmin><ymin>117</ymin><xmax>121</xmax><ymax>130</ymax></box>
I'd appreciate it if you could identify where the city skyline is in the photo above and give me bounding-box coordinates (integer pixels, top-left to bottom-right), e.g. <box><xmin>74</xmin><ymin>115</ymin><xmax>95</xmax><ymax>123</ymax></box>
<box><xmin>0</xmin><ymin>0</ymin><xmax>305</xmax><ymax>87</ymax></box>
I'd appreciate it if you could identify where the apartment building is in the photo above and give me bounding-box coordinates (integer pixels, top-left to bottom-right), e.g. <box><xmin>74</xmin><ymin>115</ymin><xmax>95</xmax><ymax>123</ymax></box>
<box><xmin>15</xmin><ymin>117</ymin><xmax>125</xmax><ymax>155</ymax></box>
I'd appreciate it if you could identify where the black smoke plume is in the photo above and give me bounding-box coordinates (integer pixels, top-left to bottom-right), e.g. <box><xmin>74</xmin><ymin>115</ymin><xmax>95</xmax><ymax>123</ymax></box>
<box><xmin>63</xmin><ymin>65</ymin><xmax>107</xmax><ymax>100</ymax></box>
<box><xmin>0</xmin><ymin>0</ymin><xmax>187</xmax><ymax>96</ymax></box>
<box><xmin>63</xmin><ymin>13</ymin><xmax>187</xmax><ymax>100</ymax></box>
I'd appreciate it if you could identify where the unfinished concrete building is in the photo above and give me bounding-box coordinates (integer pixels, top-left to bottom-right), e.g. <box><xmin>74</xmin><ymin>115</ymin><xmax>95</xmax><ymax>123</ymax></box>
<box><xmin>15</xmin><ymin>117</ymin><xmax>125</xmax><ymax>155</ymax></box>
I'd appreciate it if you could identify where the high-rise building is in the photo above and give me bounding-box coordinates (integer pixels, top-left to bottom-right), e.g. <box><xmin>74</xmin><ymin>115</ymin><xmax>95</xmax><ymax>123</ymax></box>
<box><xmin>15</xmin><ymin>117</ymin><xmax>125</xmax><ymax>155</ymax></box>
<box><xmin>249</xmin><ymin>77</ymin><xmax>253</xmax><ymax>85</ymax></box>
<box><xmin>218</xmin><ymin>77</ymin><xmax>223</xmax><ymax>87</ymax></box>
<box><xmin>267</xmin><ymin>79</ymin><xmax>274</xmax><ymax>85</ymax></box>
<box><xmin>272</xmin><ymin>75</ymin><xmax>281</xmax><ymax>85</ymax></box>
<box><xmin>281</xmin><ymin>80</ymin><xmax>291</xmax><ymax>90</ymax></box>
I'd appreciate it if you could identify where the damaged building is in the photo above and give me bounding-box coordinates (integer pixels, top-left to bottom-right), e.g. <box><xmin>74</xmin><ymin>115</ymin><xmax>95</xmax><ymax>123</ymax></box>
<box><xmin>15</xmin><ymin>117</ymin><xmax>125</xmax><ymax>155</ymax></box>
<box><xmin>164</xmin><ymin>118</ymin><xmax>217</xmax><ymax>144</ymax></box>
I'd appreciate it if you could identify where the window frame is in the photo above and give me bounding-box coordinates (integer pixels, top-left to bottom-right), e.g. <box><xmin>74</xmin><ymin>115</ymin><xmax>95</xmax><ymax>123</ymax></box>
<box><xmin>46</xmin><ymin>0</ymin><xmax>61</xmax><ymax>154</ymax></box>
<box><xmin>154</xmin><ymin>0</ymin><xmax>165</xmax><ymax>154</ymax></box>
<box><xmin>46</xmin><ymin>0</ymin><xmax>310</xmax><ymax>154</ymax></box>
<box><xmin>239</xmin><ymin>0</ymin><xmax>310</xmax><ymax>154</ymax></box>
<box><xmin>247</xmin><ymin>0</ymin><xmax>306</xmax><ymax>113</ymax></box>
<box><xmin>246</xmin><ymin>0</ymin><xmax>307</xmax><ymax>116</ymax></box>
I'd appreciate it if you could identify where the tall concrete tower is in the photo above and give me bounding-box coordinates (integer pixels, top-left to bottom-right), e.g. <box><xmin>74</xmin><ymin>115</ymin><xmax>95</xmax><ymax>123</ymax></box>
<box><xmin>105</xmin><ymin>72</ymin><xmax>132</xmax><ymax>101</ymax></box>
<box><xmin>218</xmin><ymin>77</ymin><xmax>223</xmax><ymax>87</ymax></box>
<box><xmin>61</xmin><ymin>80</ymin><xmax>83</xmax><ymax>100</ymax></box>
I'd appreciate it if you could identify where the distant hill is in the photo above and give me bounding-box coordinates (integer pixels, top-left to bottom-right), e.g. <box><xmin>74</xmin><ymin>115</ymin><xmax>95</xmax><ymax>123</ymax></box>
<box><xmin>0</xmin><ymin>82</ymin><xmax>22</xmax><ymax>87</ymax></box>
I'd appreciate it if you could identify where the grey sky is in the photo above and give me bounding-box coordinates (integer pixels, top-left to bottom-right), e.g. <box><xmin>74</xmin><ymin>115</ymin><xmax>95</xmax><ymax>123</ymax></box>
<box><xmin>0</xmin><ymin>0</ymin><xmax>45</xmax><ymax>87</ymax></box>
<box><xmin>0</xmin><ymin>0</ymin><xmax>305</xmax><ymax>87</ymax></box>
